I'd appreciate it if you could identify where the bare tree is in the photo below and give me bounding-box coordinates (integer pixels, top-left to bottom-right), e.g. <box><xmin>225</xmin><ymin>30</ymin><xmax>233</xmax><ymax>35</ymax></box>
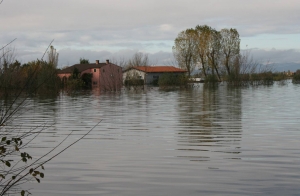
<box><xmin>110</xmin><ymin>57</ymin><xmax>127</xmax><ymax>68</ymax></box>
<box><xmin>236</xmin><ymin>49</ymin><xmax>258</xmax><ymax>75</ymax></box>
<box><xmin>206</xmin><ymin>29</ymin><xmax>222</xmax><ymax>81</ymax></box>
<box><xmin>0</xmin><ymin>46</ymin><xmax>17</xmax><ymax>71</ymax></box>
<box><xmin>220</xmin><ymin>28</ymin><xmax>240</xmax><ymax>75</ymax></box>
<box><xmin>193</xmin><ymin>25</ymin><xmax>212</xmax><ymax>77</ymax></box>
<box><xmin>126</xmin><ymin>52</ymin><xmax>150</xmax><ymax>68</ymax></box>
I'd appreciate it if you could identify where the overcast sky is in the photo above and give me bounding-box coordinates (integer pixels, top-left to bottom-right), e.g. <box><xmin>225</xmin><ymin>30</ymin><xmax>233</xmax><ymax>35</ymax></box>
<box><xmin>1</xmin><ymin>0</ymin><xmax>300</xmax><ymax>68</ymax></box>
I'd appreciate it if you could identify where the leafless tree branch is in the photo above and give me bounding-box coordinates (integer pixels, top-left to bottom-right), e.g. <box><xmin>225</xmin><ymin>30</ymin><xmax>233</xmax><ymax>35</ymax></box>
<box><xmin>0</xmin><ymin>38</ymin><xmax>17</xmax><ymax>51</ymax></box>
<box><xmin>41</xmin><ymin>39</ymin><xmax>54</xmax><ymax>61</ymax></box>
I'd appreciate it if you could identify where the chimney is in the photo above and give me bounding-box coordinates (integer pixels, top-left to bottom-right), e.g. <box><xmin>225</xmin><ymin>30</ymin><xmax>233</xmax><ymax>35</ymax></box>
<box><xmin>106</xmin><ymin>59</ymin><xmax>110</xmax><ymax>64</ymax></box>
<box><xmin>96</xmin><ymin>60</ymin><xmax>99</xmax><ymax>64</ymax></box>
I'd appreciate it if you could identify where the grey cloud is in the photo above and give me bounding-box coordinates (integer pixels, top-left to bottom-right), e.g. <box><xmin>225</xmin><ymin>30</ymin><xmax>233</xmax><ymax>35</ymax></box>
<box><xmin>2</xmin><ymin>0</ymin><xmax>300</xmax><ymax>37</ymax></box>
<box><xmin>2</xmin><ymin>0</ymin><xmax>300</xmax><ymax>67</ymax></box>
<box><xmin>57</xmin><ymin>49</ymin><xmax>175</xmax><ymax>68</ymax></box>
<box><xmin>247</xmin><ymin>48</ymin><xmax>300</xmax><ymax>64</ymax></box>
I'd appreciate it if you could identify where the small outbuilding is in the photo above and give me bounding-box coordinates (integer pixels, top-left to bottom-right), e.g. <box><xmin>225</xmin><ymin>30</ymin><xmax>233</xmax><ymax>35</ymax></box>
<box><xmin>123</xmin><ymin>66</ymin><xmax>187</xmax><ymax>85</ymax></box>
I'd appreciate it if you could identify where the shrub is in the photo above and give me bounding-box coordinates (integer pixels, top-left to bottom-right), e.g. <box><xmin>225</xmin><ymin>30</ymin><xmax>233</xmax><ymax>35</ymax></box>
<box><xmin>158</xmin><ymin>73</ymin><xmax>188</xmax><ymax>87</ymax></box>
<box><xmin>204</xmin><ymin>74</ymin><xmax>219</xmax><ymax>83</ymax></box>
<box><xmin>0</xmin><ymin>59</ymin><xmax>61</xmax><ymax>95</ymax></box>
<box><xmin>273</xmin><ymin>72</ymin><xmax>287</xmax><ymax>81</ymax></box>
<box><xmin>292</xmin><ymin>70</ymin><xmax>300</xmax><ymax>84</ymax></box>
<box><xmin>124</xmin><ymin>79</ymin><xmax>144</xmax><ymax>86</ymax></box>
<box><xmin>81</xmin><ymin>73</ymin><xmax>93</xmax><ymax>89</ymax></box>
<box><xmin>66</xmin><ymin>78</ymin><xmax>85</xmax><ymax>91</ymax></box>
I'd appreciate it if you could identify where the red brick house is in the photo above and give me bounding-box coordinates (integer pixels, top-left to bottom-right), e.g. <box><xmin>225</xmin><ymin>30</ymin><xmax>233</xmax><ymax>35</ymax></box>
<box><xmin>58</xmin><ymin>60</ymin><xmax>123</xmax><ymax>91</ymax></box>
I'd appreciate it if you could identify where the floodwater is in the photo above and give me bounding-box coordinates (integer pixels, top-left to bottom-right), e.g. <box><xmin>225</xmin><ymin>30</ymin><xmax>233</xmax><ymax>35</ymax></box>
<box><xmin>12</xmin><ymin>82</ymin><xmax>300</xmax><ymax>195</ymax></box>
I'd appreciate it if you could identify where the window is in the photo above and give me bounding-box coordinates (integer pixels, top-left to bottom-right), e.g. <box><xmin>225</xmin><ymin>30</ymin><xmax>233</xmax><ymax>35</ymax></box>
<box><xmin>94</xmin><ymin>69</ymin><xmax>96</xmax><ymax>72</ymax></box>
<box><xmin>93</xmin><ymin>81</ymin><xmax>97</xmax><ymax>85</ymax></box>
<box><xmin>138</xmin><ymin>76</ymin><xmax>142</xmax><ymax>79</ymax></box>
<box><xmin>103</xmin><ymin>69</ymin><xmax>105</xmax><ymax>73</ymax></box>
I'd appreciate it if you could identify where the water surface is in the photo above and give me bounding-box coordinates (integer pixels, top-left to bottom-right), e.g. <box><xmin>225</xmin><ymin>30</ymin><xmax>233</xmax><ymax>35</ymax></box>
<box><xmin>16</xmin><ymin>82</ymin><xmax>300</xmax><ymax>195</ymax></box>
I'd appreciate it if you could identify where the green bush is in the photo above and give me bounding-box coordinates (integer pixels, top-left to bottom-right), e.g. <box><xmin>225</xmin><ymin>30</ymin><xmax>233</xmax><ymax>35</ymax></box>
<box><xmin>261</xmin><ymin>72</ymin><xmax>274</xmax><ymax>85</ymax></box>
<box><xmin>225</xmin><ymin>71</ymin><xmax>276</xmax><ymax>86</ymax></box>
<box><xmin>158</xmin><ymin>73</ymin><xmax>187</xmax><ymax>87</ymax></box>
<box><xmin>124</xmin><ymin>79</ymin><xmax>144</xmax><ymax>86</ymax></box>
<box><xmin>81</xmin><ymin>73</ymin><xmax>93</xmax><ymax>89</ymax></box>
<box><xmin>225</xmin><ymin>73</ymin><xmax>250</xmax><ymax>86</ymax></box>
<box><xmin>66</xmin><ymin>78</ymin><xmax>84</xmax><ymax>90</ymax></box>
<box><xmin>292</xmin><ymin>70</ymin><xmax>300</xmax><ymax>84</ymax></box>
<box><xmin>273</xmin><ymin>72</ymin><xmax>287</xmax><ymax>81</ymax></box>
<box><xmin>204</xmin><ymin>74</ymin><xmax>219</xmax><ymax>83</ymax></box>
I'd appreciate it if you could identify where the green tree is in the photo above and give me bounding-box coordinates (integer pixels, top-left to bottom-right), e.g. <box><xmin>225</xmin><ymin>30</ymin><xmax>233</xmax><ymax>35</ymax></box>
<box><xmin>292</xmin><ymin>69</ymin><xmax>300</xmax><ymax>84</ymax></box>
<box><xmin>47</xmin><ymin>46</ymin><xmax>59</xmax><ymax>68</ymax></box>
<box><xmin>66</xmin><ymin>67</ymin><xmax>84</xmax><ymax>90</ymax></box>
<box><xmin>79</xmin><ymin>58</ymin><xmax>89</xmax><ymax>64</ymax></box>
<box><xmin>13</xmin><ymin>59</ymin><xmax>61</xmax><ymax>94</ymax></box>
<box><xmin>81</xmin><ymin>73</ymin><xmax>93</xmax><ymax>88</ymax></box>
<box><xmin>71</xmin><ymin>67</ymin><xmax>80</xmax><ymax>79</ymax></box>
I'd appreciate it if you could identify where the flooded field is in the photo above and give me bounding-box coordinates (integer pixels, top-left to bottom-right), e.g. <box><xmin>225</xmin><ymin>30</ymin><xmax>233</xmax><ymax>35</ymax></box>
<box><xmin>14</xmin><ymin>82</ymin><xmax>300</xmax><ymax>195</ymax></box>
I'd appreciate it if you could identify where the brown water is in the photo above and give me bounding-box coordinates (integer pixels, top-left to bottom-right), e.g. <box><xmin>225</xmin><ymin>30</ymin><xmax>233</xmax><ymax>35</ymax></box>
<box><xmin>14</xmin><ymin>82</ymin><xmax>300</xmax><ymax>195</ymax></box>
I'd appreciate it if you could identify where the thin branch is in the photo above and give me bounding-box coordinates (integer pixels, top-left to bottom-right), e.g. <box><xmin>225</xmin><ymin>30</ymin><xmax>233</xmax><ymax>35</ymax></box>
<box><xmin>0</xmin><ymin>38</ymin><xmax>17</xmax><ymax>51</ymax></box>
<box><xmin>0</xmin><ymin>49</ymin><xmax>12</xmax><ymax>60</ymax></box>
<box><xmin>1</xmin><ymin>120</ymin><xmax>102</xmax><ymax>195</ymax></box>
<box><xmin>41</xmin><ymin>39</ymin><xmax>54</xmax><ymax>61</ymax></box>
<box><xmin>0</xmin><ymin>129</ymin><xmax>73</xmax><ymax>194</ymax></box>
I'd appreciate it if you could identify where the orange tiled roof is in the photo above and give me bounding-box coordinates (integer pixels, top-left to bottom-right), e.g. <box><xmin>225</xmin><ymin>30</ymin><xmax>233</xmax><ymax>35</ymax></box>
<box><xmin>132</xmin><ymin>66</ymin><xmax>187</xmax><ymax>73</ymax></box>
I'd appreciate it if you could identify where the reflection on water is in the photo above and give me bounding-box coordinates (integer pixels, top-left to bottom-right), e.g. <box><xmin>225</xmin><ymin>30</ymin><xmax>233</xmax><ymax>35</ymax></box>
<box><xmin>11</xmin><ymin>82</ymin><xmax>300</xmax><ymax>196</ymax></box>
<box><xmin>176</xmin><ymin>84</ymin><xmax>242</xmax><ymax>162</ymax></box>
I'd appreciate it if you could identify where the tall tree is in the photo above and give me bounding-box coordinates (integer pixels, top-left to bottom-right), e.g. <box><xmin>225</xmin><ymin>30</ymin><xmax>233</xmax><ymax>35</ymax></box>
<box><xmin>206</xmin><ymin>29</ymin><xmax>222</xmax><ymax>81</ymax></box>
<box><xmin>47</xmin><ymin>45</ymin><xmax>59</xmax><ymax>68</ymax></box>
<box><xmin>172</xmin><ymin>29</ymin><xmax>196</xmax><ymax>77</ymax></box>
<box><xmin>193</xmin><ymin>25</ymin><xmax>213</xmax><ymax>77</ymax></box>
<box><xmin>220</xmin><ymin>28</ymin><xmax>240</xmax><ymax>75</ymax></box>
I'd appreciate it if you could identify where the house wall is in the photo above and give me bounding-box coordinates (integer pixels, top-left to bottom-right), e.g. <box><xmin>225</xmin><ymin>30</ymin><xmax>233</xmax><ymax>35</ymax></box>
<box><xmin>145</xmin><ymin>72</ymin><xmax>186</xmax><ymax>84</ymax></box>
<box><xmin>84</xmin><ymin>68</ymin><xmax>100</xmax><ymax>87</ymax></box>
<box><xmin>99</xmin><ymin>64</ymin><xmax>123</xmax><ymax>91</ymax></box>
<box><xmin>122</xmin><ymin>70</ymin><xmax>186</xmax><ymax>85</ymax></box>
<box><xmin>145</xmin><ymin>73</ymin><xmax>163</xmax><ymax>84</ymax></box>
<box><xmin>58</xmin><ymin>73</ymin><xmax>71</xmax><ymax>80</ymax></box>
<box><xmin>123</xmin><ymin>69</ymin><xmax>145</xmax><ymax>83</ymax></box>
